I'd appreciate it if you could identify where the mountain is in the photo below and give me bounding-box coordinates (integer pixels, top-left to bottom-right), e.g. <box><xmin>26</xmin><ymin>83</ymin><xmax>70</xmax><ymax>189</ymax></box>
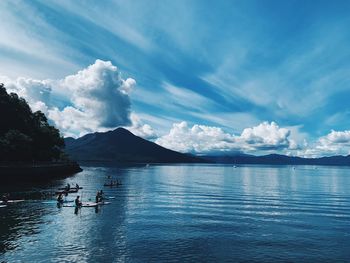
<box><xmin>65</xmin><ymin>128</ymin><xmax>350</xmax><ymax>166</ymax></box>
<box><xmin>203</xmin><ymin>154</ymin><xmax>350</xmax><ymax>166</ymax></box>
<box><xmin>64</xmin><ymin>128</ymin><xmax>203</xmax><ymax>163</ymax></box>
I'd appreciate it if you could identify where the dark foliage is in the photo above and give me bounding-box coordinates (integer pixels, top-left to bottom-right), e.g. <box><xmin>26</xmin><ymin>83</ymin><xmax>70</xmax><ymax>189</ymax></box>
<box><xmin>0</xmin><ymin>83</ymin><xmax>64</xmax><ymax>161</ymax></box>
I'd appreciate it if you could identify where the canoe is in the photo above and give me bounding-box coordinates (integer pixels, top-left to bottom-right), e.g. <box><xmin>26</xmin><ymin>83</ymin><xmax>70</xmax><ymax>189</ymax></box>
<box><xmin>58</xmin><ymin>187</ymin><xmax>83</xmax><ymax>190</ymax></box>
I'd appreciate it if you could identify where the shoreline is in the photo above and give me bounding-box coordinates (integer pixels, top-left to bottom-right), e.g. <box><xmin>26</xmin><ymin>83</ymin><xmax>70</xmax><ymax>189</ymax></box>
<box><xmin>0</xmin><ymin>161</ymin><xmax>83</xmax><ymax>182</ymax></box>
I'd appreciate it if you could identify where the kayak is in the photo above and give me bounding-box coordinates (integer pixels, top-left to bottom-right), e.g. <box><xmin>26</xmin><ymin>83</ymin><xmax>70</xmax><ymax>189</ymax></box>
<box><xmin>58</xmin><ymin>187</ymin><xmax>83</xmax><ymax>190</ymax></box>
<box><xmin>63</xmin><ymin>201</ymin><xmax>111</xmax><ymax>208</ymax></box>
<box><xmin>0</xmin><ymin>200</ymin><xmax>25</xmax><ymax>204</ymax></box>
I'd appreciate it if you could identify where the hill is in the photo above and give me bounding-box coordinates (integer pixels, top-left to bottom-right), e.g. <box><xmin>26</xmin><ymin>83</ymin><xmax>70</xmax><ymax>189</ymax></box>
<box><xmin>204</xmin><ymin>154</ymin><xmax>350</xmax><ymax>166</ymax></box>
<box><xmin>64</xmin><ymin>128</ymin><xmax>203</xmax><ymax>163</ymax></box>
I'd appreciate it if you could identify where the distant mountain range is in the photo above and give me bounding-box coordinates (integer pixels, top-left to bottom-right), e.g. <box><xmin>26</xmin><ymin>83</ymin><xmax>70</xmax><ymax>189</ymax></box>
<box><xmin>203</xmin><ymin>154</ymin><xmax>350</xmax><ymax>166</ymax></box>
<box><xmin>65</xmin><ymin>128</ymin><xmax>350</xmax><ymax>166</ymax></box>
<box><xmin>64</xmin><ymin>128</ymin><xmax>203</xmax><ymax>163</ymax></box>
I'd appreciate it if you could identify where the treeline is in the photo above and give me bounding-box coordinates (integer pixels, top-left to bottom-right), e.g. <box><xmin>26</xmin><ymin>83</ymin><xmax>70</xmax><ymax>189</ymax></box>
<box><xmin>0</xmin><ymin>83</ymin><xmax>65</xmax><ymax>162</ymax></box>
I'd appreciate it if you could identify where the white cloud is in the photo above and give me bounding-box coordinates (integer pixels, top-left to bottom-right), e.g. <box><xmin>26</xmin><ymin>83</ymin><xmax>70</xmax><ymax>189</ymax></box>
<box><xmin>2</xmin><ymin>60</ymin><xmax>136</xmax><ymax>137</ymax></box>
<box><xmin>126</xmin><ymin>113</ymin><xmax>158</xmax><ymax>140</ymax></box>
<box><xmin>155</xmin><ymin>121</ymin><xmax>296</xmax><ymax>155</ymax></box>
<box><xmin>240</xmin><ymin>121</ymin><xmax>291</xmax><ymax>150</ymax></box>
<box><xmin>59</xmin><ymin>59</ymin><xmax>134</xmax><ymax>128</ymax></box>
<box><xmin>316</xmin><ymin>130</ymin><xmax>350</xmax><ymax>154</ymax></box>
<box><xmin>289</xmin><ymin>130</ymin><xmax>350</xmax><ymax>158</ymax></box>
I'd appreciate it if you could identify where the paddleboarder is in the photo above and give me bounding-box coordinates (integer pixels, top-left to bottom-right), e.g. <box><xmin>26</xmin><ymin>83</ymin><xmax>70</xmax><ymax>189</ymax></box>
<box><xmin>57</xmin><ymin>193</ymin><xmax>64</xmax><ymax>204</ymax></box>
<box><xmin>95</xmin><ymin>191</ymin><xmax>100</xmax><ymax>203</ymax></box>
<box><xmin>1</xmin><ymin>193</ymin><xmax>9</xmax><ymax>204</ymax></box>
<box><xmin>75</xmin><ymin>196</ymin><xmax>82</xmax><ymax>207</ymax></box>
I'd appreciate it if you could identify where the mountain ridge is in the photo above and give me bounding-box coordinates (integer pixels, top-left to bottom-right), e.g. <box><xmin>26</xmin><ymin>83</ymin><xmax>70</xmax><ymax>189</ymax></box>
<box><xmin>203</xmin><ymin>153</ymin><xmax>350</xmax><ymax>166</ymax></box>
<box><xmin>65</xmin><ymin>128</ymin><xmax>350</xmax><ymax>166</ymax></box>
<box><xmin>64</xmin><ymin>127</ymin><xmax>203</xmax><ymax>163</ymax></box>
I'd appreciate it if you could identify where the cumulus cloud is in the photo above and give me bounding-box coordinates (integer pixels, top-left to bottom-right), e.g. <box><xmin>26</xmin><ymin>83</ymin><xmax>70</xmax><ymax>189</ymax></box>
<box><xmin>126</xmin><ymin>113</ymin><xmax>158</xmax><ymax>140</ymax></box>
<box><xmin>240</xmin><ymin>122</ymin><xmax>291</xmax><ymax>151</ymax></box>
<box><xmin>315</xmin><ymin>130</ymin><xmax>350</xmax><ymax>155</ymax></box>
<box><xmin>1</xmin><ymin>59</ymin><xmax>136</xmax><ymax>137</ymax></box>
<box><xmin>156</xmin><ymin>121</ymin><xmax>237</xmax><ymax>154</ymax></box>
<box><xmin>1</xmin><ymin>76</ymin><xmax>53</xmax><ymax>115</ymax></box>
<box><xmin>155</xmin><ymin>121</ymin><xmax>296</xmax><ymax>155</ymax></box>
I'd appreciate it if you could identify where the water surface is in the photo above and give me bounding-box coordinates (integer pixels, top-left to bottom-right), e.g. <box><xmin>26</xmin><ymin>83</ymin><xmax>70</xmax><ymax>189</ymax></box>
<box><xmin>1</xmin><ymin>164</ymin><xmax>350</xmax><ymax>262</ymax></box>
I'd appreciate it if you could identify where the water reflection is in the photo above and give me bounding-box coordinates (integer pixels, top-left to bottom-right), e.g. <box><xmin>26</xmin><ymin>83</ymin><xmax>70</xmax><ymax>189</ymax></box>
<box><xmin>1</xmin><ymin>164</ymin><xmax>350</xmax><ymax>262</ymax></box>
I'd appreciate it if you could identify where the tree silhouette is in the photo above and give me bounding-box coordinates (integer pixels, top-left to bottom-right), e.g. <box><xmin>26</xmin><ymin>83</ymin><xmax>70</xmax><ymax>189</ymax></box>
<box><xmin>0</xmin><ymin>83</ymin><xmax>64</xmax><ymax>162</ymax></box>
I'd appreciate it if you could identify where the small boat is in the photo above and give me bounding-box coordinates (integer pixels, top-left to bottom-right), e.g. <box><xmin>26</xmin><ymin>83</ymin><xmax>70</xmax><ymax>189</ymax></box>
<box><xmin>0</xmin><ymin>205</ymin><xmax>7</xmax><ymax>208</ymax></box>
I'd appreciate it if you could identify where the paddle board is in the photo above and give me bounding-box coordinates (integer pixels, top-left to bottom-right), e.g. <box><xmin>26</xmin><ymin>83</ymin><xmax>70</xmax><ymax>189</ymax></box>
<box><xmin>58</xmin><ymin>187</ymin><xmax>83</xmax><ymax>190</ymax></box>
<box><xmin>103</xmin><ymin>183</ymin><xmax>122</xmax><ymax>187</ymax></box>
<box><xmin>42</xmin><ymin>200</ymin><xmax>74</xmax><ymax>204</ymax></box>
<box><xmin>55</xmin><ymin>189</ymin><xmax>79</xmax><ymax>194</ymax></box>
<box><xmin>63</xmin><ymin>201</ymin><xmax>111</xmax><ymax>208</ymax></box>
<box><xmin>0</xmin><ymin>200</ymin><xmax>25</xmax><ymax>204</ymax></box>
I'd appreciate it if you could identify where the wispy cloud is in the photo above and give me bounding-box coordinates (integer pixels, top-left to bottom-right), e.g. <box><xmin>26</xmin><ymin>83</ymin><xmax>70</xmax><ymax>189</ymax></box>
<box><xmin>1</xmin><ymin>0</ymin><xmax>350</xmax><ymax>156</ymax></box>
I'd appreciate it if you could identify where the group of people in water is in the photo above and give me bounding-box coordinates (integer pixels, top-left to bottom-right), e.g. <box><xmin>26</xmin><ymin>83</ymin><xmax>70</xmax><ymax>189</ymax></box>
<box><xmin>58</xmin><ymin>177</ymin><xmax>121</xmax><ymax>206</ymax></box>
<box><xmin>57</xmin><ymin>189</ymin><xmax>106</xmax><ymax>207</ymax></box>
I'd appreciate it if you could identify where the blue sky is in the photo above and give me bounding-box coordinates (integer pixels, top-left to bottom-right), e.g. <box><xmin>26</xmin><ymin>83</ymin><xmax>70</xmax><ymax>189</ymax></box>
<box><xmin>1</xmin><ymin>0</ymin><xmax>350</xmax><ymax>156</ymax></box>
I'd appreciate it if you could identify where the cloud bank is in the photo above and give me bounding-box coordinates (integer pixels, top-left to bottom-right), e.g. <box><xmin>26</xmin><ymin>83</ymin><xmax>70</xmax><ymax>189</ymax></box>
<box><xmin>2</xmin><ymin>59</ymin><xmax>350</xmax><ymax>157</ymax></box>
<box><xmin>2</xmin><ymin>60</ymin><xmax>136</xmax><ymax>137</ymax></box>
<box><xmin>155</xmin><ymin>121</ymin><xmax>296</xmax><ymax>155</ymax></box>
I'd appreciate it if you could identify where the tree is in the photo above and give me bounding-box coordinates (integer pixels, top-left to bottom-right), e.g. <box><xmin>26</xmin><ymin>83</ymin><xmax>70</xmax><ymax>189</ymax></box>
<box><xmin>0</xmin><ymin>83</ymin><xmax>65</xmax><ymax>162</ymax></box>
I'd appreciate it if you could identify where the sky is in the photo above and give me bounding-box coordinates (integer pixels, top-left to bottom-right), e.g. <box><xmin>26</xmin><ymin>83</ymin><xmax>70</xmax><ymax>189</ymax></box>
<box><xmin>1</xmin><ymin>0</ymin><xmax>350</xmax><ymax>157</ymax></box>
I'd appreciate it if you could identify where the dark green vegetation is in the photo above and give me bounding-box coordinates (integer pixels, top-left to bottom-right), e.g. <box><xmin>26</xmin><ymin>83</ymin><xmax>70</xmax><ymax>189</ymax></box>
<box><xmin>0</xmin><ymin>84</ymin><xmax>64</xmax><ymax>162</ymax></box>
<box><xmin>65</xmin><ymin>127</ymin><xmax>204</xmax><ymax>163</ymax></box>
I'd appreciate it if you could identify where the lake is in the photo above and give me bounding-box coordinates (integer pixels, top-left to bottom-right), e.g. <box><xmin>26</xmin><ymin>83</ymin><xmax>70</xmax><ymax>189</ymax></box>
<box><xmin>1</xmin><ymin>164</ymin><xmax>350</xmax><ymax>262</ymax></box>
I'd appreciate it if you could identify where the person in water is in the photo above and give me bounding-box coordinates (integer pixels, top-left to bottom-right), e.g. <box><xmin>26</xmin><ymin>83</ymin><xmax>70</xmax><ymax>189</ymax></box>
<box><xmin>75</xmin><ymin>196</ymin><xmax>82</xmax><ymax>207</ymax></box>
<box><xmin>57</xmin><ymin>193</ymin><xmax>64</xmax><ymax>203</ymax></box>
<box><xmin>2</xmin><ymin>193</ymin><xmax>9</xmax><ymax>204</ymax></box>
<box><xmin>95</xmin><ymin>191</ymin><xmax>100</xmax><ymax>203</ymax></box>
<box><xmin>100</xmin><ymin>190</ymin><xmax>105</xmax><ymax>201</ymax></box>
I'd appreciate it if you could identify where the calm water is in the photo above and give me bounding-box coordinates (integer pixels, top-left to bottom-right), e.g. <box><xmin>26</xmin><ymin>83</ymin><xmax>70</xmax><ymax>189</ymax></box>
<box><xmin>1</xmin><ymin>164</ymin><xmax>350</xmax><ymax>262</ymax></box>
